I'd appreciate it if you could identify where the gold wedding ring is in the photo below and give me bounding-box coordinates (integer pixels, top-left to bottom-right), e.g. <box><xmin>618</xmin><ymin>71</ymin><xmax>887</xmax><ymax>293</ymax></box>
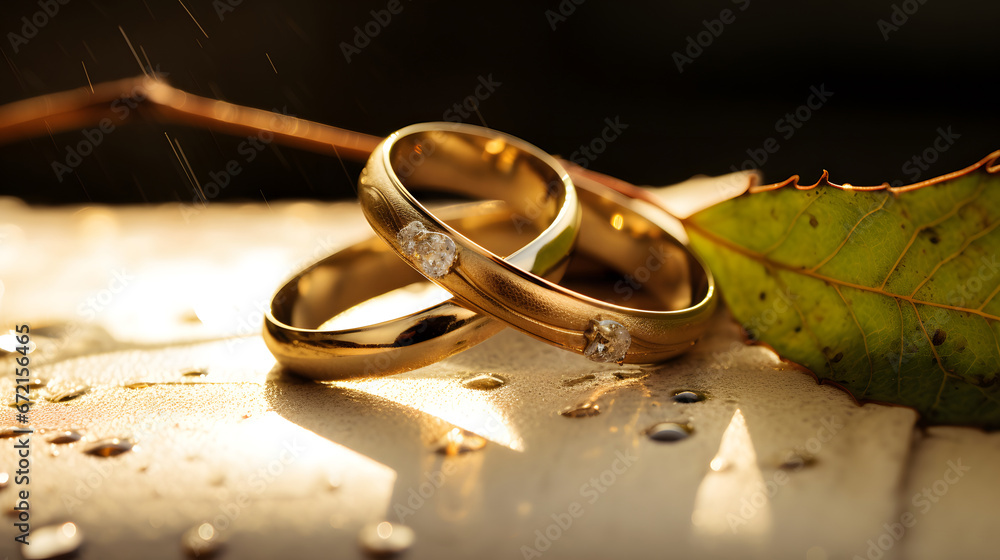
<box><xmin>264</xmin><ymin>128</ymin><xmax>580</xmax><ymax>380</ymax></box>
<box><xmin>360</xmin><ymin>123</ymin><xmax>716</xmax><ymax>365</ymax></box>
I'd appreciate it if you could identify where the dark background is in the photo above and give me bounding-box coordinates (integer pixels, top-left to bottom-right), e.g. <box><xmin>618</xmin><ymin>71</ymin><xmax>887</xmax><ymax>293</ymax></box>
<box><xmin>0</xmin><ymin>0</ymin><xmax>997</xmax><ymax>205</ymax></box>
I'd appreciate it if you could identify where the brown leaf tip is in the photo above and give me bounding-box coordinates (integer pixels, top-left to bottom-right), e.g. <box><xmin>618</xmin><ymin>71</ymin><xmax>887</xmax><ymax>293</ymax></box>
<box><xmin>748</xmin><ymin>150</ymin><xmax>1000</xmax><ymax>195</ymax></box>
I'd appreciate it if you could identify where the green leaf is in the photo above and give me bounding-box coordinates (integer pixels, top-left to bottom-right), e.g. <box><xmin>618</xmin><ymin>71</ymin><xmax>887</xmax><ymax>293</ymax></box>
<box><xmin>685</xmin><ymin>160</ymin><xmax>1000</xmax><ymax>428</ymax></box>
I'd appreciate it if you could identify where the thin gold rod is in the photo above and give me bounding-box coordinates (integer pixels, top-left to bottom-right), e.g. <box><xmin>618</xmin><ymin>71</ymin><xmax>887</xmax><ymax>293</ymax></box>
<box><xmin>0</xmin><ymin>76</ymin><xmax>381</xmax><ymax>161</ymax></box>
<box><xmin>0</xmin><ymin>75</ymin><xmax>686</xmax><ymax>202</ymax></box>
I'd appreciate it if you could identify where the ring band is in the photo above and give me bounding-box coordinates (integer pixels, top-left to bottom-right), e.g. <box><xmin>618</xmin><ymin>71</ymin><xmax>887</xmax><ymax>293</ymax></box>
<box><xmin>264</xmin><ymin>203</ymin><xmax>569</xmax><ymax>380</ymax></box>
<box><xmin>360</xmin><ymin>122</ymin><xmax>717</xmax><ymax>364</ymax></box>
<box><xmin>264</xmin><ymin>127</ymin><xmax>581</xmax><ymax>380</ymax></box>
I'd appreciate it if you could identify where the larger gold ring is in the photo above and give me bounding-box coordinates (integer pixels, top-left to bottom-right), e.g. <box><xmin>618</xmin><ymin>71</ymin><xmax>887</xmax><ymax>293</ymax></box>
<box><xmin>264</xmin><ymin>126</ymin><xmax>580</xmax><ymax>380</ymax></box>
<box><xmin>360</xmin><ymin>122</ymin><xmax>717</xmax><ymax>364</ymax></box>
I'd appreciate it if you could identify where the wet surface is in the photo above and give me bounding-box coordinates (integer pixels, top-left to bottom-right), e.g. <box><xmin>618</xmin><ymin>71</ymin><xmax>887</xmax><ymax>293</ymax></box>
<box><xmin>0</xmin><ymin>201</ymin><xmax>987</xmax><ymax>560</ymax></box>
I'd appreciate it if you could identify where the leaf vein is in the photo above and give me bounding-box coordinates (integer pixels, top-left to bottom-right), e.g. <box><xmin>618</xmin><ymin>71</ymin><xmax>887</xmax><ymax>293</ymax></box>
<box><xmin>986</xmin><ymin>315</ymin><xmax>1000</xmax><ymax>366</ymax></box>
<box><xmin>809</xmin><ymin>193</ymin><xmax>889</xmax><ymax>272</ymax></box>
<box><xmin>833</xmin><ymin>284</ymin><xmax>875</xmax><ymax>398</ymax></box>
<box><xmin>895</xmin><ymin>298</ymin><xmax>904</xmax><ymax>399</ymax></box>
<box><xmin>685</xmin><ymin>221</ymin><xmax>1000</xmax><ymax>323</ymax></box>
<box><xmin>910</xmin><ymin>302</ymin><xmax>952</xmax><ymax>413</ymax></box>
<box><xmin>978</xmin><ymin>282</ymin><xmax>1000</xmax><ymax>312</ymax></box>
<box><xmin>878</xmin><ymin>182</ymin><xmax>988</xmax><ymax>290</ymax></box>
<box><xmin>762</xmin><ymin>190</ymin><xmax>825</xmax><ymax>255</ymax></box>
<box><xmin>769</xmin><ymin>267</ymin><xmax>837</xmax><ymax>377</ymax></box>
<box><xmin>907</xmin><ymin>217</ymin><xmax>1000</xmax><ymax>298</ymax></box>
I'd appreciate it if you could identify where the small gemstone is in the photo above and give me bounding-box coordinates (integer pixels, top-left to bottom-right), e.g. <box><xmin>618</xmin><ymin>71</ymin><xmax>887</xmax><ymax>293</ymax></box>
<box><xmin>396</xmin><ymin>221</ymin><xmax>428</xmax><ymax>255</ymax></box>
<box><xmin>396</xmin><ymin>221</ymin><xmax>456</xmax><ymax>278</ymax></box>
<box><xmin>584</xmin><ymin>319</ymin><xmax>631</xmax><ymax>364</ymax></box>
<box><xmin>415</xmin><ymin>232</ymin><xmax>456</xmax><ymax>278</ymax></box>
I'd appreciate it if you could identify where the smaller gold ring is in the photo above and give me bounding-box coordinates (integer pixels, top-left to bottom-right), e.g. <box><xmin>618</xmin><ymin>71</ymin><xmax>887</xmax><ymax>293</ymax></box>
<box><xmin>263</xmin><ymin>203</ymin><xmax>552</xmax><ymax>380</ymax></box>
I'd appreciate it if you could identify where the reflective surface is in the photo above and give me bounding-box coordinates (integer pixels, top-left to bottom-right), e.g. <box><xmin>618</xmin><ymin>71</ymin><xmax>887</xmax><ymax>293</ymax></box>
<box><xmin>0</xmin><ymin>198</ymin><xmax>991</xmax><ymax>560</ymax></box>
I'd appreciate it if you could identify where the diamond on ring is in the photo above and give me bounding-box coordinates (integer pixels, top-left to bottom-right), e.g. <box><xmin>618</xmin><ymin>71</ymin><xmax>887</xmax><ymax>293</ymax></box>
<box><xmin>584</xmin><ymin>319</ymin><xmax>631</xmax><ymax>364</ymax></box>
<box><xmin>396</xmin><ymin>220</ymin><xmax>456</xmax><ymax>279</ymax></box>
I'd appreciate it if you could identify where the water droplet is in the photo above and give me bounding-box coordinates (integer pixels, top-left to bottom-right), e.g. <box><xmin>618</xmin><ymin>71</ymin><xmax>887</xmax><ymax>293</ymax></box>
<box><xmin>435</xmin><ymin>428</ymin><xmax>486</xmax><ymax>456</ymax></box>
<box><xmin>460</xmin><ymin>372</ymin><xmax>507</xmax><ymax>390</ymax></box>
<box><xmin>778</xmin><ymin>452</ymin><xmax>816</xmax><ymax>470</ymax></box>
<box><xmin>0</xmin><ymin>472</ymin><xmax>9</xmax><ymax>488</ymax></box>
<box><xmin>358</xmin><ymin>521</ymin><xmax>414</xmax><ymax>556</ymax></box>
<box><xmin>124</xmin><ymin>382</ymin><xmax>152</xmax><ymax>389</ymax></box>
<box><xmin>709</xmin><ymin>457</ymin><xmax>730</xmax><ymax>472</ymax></box>
<box><xmin>181</xmin><ymin>522</ymin><xmax>223</xmax><ymax>558</ymax></box>
<box><xmin>180</xmin><ymin>309</ymin><xmax>203</xmax><ymax>324</ymax></box>
<box><xmin>562</xmin><ymin>374</ymin><xmax>596</xmax><ymax>387</ymax></box>
<box><xmin>0</xmin><ymin>336</ymin><xmax>36</xmax><ymax>355</ymax></box>
<box><xmin>647</xmin><ymin>422</ymin><xmax>692</xmax><ymax>442</ymax></box>
<box><xmin>671</xmin><ymin>390</ymin><xmax>706</xmax><ymax>404</ymax></box>
<box><xmin>561</xmin><ymin>402</ymin><xmax>600</xmax><ymax>418</ymax></box>
<box><xmin>48</xmin><ymin>430</ymin><xmax>83</xmax><ymax>444</ymax></box>
<box><xmin>84</xmin><ymin>438</ymin><xmax>135</xmax><ymax>457</ymax></box>
<box><xmin>22</xmin><ymin>522</ymin><xmax>82</xmax><ymax>559</ymax></box>
<box><xmin>183</xmin><ymin>369</ymin><xmax>208</xmax><ymax>377</ymax></box>
<box><xmin>613</xmin><ymin>369</ymin><xmax>647</xmax><ymax>380</ymax></box>
<box><xmin>326</xmin><ymin>472</ymin><xmax>343</xmax><ymax>491</ymax></box>
<box><xmin>7</xmin><ymin>398</ymin><xmax>35</xmax><ymax>409</ymax></box>
<box><xmin>47</xmin><ymin>384</ymin><xmax>90</xmax><ymax>403</ymax></box>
